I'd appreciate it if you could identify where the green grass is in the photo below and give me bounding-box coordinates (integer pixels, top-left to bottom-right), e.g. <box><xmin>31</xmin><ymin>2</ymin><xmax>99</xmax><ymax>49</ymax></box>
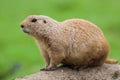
<box><xmin>0</xmin><ymin>0</ymin><xmax>120</xmax><ymax>80</ymax></box>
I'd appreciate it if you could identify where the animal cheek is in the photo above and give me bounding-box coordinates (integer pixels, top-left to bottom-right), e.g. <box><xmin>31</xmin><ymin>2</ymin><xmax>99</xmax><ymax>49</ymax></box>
<box><xmin>36</xmin><ymin>32</ymin><xmax>39</xmax><ymax>34</ymax></box>
<box><xmin>35</xmin><ymin>26</ymin><xmax>39</xmax><ymax>29</ymax></box>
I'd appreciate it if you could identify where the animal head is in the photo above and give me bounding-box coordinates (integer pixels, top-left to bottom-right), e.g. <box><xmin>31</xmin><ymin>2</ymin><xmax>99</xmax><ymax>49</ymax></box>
<box><xmin>20</xmin><ymin>15</ymin><xmax>58</xmax><ymax>37</ymax></box>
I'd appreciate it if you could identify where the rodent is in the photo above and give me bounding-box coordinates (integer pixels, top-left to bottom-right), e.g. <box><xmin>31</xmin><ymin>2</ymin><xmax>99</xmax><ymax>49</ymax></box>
<box><xmin>20</xmin><ymin>15</ymin><xmax>118</xmax><ymax>71</ymax></box>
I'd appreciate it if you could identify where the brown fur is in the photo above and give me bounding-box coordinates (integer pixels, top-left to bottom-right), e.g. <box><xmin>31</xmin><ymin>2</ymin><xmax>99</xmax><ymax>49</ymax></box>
<box><xmin>20</xmin><ymin>15</ymin><xmax>118</xmax><ymax>70</ymax></box>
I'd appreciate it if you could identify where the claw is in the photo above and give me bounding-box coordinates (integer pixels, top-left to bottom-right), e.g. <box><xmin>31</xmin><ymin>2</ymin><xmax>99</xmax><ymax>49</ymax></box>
<box><xmin>40</xmin><ymin>66</ymin><xmax>57</xmax><ymax>71</ymax></box>
<box><xmin>40</xmin><ymin>67</ymin><xmax>47</xmax><ymax>71</ymax></box>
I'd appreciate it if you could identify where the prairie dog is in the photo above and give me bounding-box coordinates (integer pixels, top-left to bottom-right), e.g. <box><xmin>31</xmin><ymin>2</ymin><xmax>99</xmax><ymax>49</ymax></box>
<box><xmin>20</xmin><ymin>15</ymin><xmax>118</xmax><ymax>70</ymax></box>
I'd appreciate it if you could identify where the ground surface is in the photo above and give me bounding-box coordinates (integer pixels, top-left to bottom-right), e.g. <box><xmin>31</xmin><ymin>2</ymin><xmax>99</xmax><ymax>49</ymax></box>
<box><xmin>15</xmin><ymin>64</ymin><xmax>120</xmax><ymax>80</ymax></box>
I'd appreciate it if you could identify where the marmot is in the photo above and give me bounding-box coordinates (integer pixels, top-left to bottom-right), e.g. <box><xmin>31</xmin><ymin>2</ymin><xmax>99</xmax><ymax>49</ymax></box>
<box><xmin>20</xmin><ymin>15</ymin><xmax>118</xmax><ymax>70</ymax></box>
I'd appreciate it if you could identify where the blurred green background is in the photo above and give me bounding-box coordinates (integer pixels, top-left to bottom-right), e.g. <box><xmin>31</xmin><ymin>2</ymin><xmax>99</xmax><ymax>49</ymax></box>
<box><xmin>0</xmin><ymin>0</ymin><xmax>120</xmax><ymax>80</ymax></box>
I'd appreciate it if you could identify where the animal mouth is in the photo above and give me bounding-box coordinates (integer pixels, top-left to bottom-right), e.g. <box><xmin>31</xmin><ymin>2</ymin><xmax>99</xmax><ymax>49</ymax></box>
<box><xmin>22</xmin><ymin>28</ymin><xmax>30</xmax><ymax>34</ymax></box>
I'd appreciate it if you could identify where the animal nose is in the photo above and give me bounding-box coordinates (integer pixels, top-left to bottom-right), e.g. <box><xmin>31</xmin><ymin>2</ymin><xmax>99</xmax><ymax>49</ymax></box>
<box><xmin>21</xmin><ymin>25</ymin><xmax>24</xmax><ymax>28</ymax></box>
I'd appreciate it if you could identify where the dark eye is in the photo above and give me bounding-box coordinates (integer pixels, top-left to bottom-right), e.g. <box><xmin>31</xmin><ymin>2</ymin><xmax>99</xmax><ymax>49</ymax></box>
<box><xmin>31</xmin><ymin>18</ymin><xmax>37</xmax><ymax>22</ymax></box>
<box><xmin>43</xmin><ymin>20</ymin><xmax>47</xmax><ymax>24</ymax></box>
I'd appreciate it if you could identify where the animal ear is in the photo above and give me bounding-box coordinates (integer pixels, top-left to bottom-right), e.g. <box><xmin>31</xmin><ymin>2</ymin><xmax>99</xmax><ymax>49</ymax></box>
<box><xmin>43</xmin><ymin>20</ymin><xmax>47</xmax><ymax>24</ymax></box>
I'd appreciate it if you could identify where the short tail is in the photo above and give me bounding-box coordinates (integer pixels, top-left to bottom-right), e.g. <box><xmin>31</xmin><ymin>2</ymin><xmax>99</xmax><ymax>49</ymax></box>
<box><xmin>105</xmin><ymin>58</ymin><xmax>118</xmax><ymax>64</ymax></box>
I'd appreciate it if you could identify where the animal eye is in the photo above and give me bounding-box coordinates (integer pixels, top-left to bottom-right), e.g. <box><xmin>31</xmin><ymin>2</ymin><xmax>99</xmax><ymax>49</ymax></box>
<box><xmin>31</xmin><ymin>18</ymin><xmax>37</xmax><ymax>22</ymax></box>
<box><xmin>43</xmin><ymin>20</ymin><xmax>47</xmax><ymax>24</ymax></box>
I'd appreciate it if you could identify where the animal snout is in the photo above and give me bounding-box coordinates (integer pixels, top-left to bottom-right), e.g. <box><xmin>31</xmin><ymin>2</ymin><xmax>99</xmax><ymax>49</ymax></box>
<box><xmin>20</xmin><ymin>24</ymin><xmax>24</xmax><ymax>28</ymax></box>
<box><xmin>20</xmin><ymin>24</ymin><xmax>30</xmax><ymax>33</ymax></box>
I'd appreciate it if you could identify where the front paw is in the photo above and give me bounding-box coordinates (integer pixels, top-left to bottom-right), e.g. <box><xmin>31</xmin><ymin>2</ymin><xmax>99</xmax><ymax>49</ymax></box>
<box><xmin>40</xmin><ymin>67</ymin><xmax>48</xmax><ymax>71</ymax></box>
<box><xmin>40</xmin><ymin>66</ymin><xmax>57</xmax><ymax>71</ymax></box>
